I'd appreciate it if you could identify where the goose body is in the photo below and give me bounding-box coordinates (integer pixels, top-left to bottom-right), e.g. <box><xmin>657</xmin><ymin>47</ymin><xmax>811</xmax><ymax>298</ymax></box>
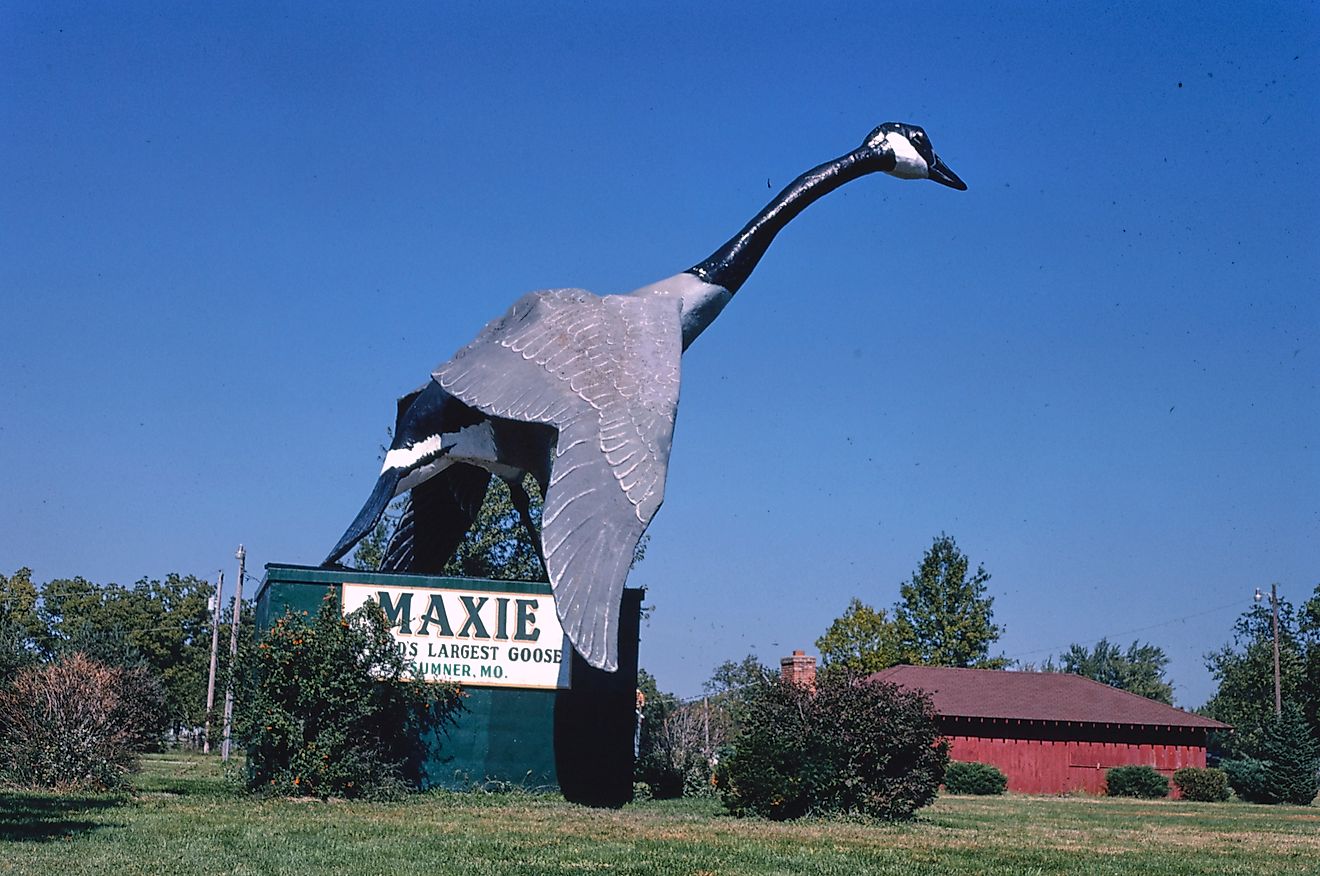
<box><xmin>324</xmin><ymin>122</ymin><xmax>967</xmax><ymax>671</ymax></box>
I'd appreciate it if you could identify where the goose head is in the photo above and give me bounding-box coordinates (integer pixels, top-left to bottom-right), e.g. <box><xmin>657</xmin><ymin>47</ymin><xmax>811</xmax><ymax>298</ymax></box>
<box><xmin>864</xmin><ymin>122</ymin><xmax>967</xmax><ymax>190</ymax></box>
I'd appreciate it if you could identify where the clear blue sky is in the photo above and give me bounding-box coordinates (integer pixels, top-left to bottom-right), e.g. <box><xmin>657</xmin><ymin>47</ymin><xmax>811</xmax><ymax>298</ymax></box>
<box><xmin>2</xmin><ymin>2</ymin><xmax>1315</xmax><ymax>707</ymax></box>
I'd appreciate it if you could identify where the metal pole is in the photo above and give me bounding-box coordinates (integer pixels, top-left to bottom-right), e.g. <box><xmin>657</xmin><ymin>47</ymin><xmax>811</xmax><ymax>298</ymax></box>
<box><xmin>1271</xmin><ymin>583</ymin><xmax>1282</xmax><ymax>717</ymax></box>
<box><xmin>220</xmin><ymin>544</ymin><xmax>246</xmax><ymax>761</ymax></box>
<box><xmin>202</xmin><ymin>570</ymin><xmax>224</xmax><ymax>754</ymax></box>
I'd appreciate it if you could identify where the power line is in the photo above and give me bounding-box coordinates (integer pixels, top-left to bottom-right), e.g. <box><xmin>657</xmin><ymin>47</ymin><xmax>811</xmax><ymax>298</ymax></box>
<box><xmin>1007</xmin><ymin>598</ymin><xmax>1245</xmax><ymax>661</ymax></box>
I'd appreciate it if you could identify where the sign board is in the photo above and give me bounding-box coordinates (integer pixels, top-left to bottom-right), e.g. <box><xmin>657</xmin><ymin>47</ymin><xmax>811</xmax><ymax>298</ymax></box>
<box><xmin>342</xmin><ymin>582</ymin><xmax>572</xmax><ymax>689</ymax></box>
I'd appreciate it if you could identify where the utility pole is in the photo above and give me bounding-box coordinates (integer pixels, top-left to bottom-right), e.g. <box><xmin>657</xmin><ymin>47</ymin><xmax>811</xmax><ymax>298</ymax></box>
<box><xmin>203</xmin><ymin>570</ymin><xmax>224</xmax><ymax>754</ymax></box>
<box><xmin>221</xmin><ymin>544</ymin><xmax>246</xmax><ymax>761</ymax></box>
<box><xmin>1255</xmin><ymin>584</ymin><xmax>1283</xmax><ymax>717</ymax></box>
<box><xmin>703</xmin><ymin>696</ymin><xmax>710</xmax><ymax>759</ymax></box>
<box><xmin>1270</xmin><ymin>583</ymin><xmax>1282</xmax><ymax>717</ymax></box>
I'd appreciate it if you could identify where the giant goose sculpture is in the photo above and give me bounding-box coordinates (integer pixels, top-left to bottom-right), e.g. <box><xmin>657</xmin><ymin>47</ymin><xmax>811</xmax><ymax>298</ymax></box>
<box><xmin>324</xmin><ymin>122</ymin><xmax>967</xmax><ymax>671</ymax></box>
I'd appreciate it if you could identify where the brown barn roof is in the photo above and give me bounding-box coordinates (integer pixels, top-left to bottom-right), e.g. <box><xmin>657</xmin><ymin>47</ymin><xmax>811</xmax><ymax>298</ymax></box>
<box><xmin>872</xmin><ymin>665</ymin><xmax>1229</xmax><ymax>730</ymax></box>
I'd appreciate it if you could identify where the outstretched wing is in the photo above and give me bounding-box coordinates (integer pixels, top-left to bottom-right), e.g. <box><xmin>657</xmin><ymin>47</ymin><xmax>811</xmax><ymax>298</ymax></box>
<box><xmin>434</xmin><ymin>289</ymin><xmax>682</xmax><ymax>671</ymax></box>
<box><xmin>382</xmin><ymin>462</ymin><xmax>491</xmax><ymax>575</ymax></box>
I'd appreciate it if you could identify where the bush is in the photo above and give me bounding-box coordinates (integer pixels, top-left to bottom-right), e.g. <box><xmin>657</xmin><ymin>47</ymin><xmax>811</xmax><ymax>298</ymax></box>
<box><xmin>1223</xmin><ymin>706</ymin><xmax>1320</xmax><ymax>805</ymax></box>
<box><xmin>236</xmin><ymin>593</ymin><xmax>461</xmax><ymax>799</ymax></box>
<box><xmin>0</xmin><ymin>653</ymin><xmax>155</xmax><ymax>791</ymax></box>
<box><xmin>1220</xmin><ymin>758</ymin><xmax>1271</xmax><ymax>803</ymax></box>
<box><xmin>944</xmin><ymin>761</ymin><xmax>1008</xmax><ymax>795</ymax></box>
<box><xmin>719</xmin><ymin>671</ymin><xmax>947</xmax><ymax>820</ymax></box>
<box><xmin>1172</xmin><ymin>767</ymin><xmax>1230</xmax><ymax>802</ymax></box>
<box><xmin>1105</xmin><ymin>765</ymin><xmax>1169</xmax><ymax>798</ymax></box>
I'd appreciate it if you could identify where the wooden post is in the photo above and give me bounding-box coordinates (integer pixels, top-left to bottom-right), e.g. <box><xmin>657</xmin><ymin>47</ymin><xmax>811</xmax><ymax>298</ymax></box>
<box><xmin>220</xmin><ymin>544</ymin><xmax>246</xmax><ymax>761</ymax></box>
<box><xmin>1271</xmin><ymin>583</ymin><xmax>1282</xmax><ymax>717</ymax></box>
<box><xmin>202</xmin><ymin>570</ymin><xmax>223</xmax><ymax>754</ymax></box>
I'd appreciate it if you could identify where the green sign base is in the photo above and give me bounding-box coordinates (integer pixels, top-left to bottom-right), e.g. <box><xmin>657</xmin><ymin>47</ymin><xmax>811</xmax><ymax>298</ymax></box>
<box><xmin>256</xmin><ymin>564</ymin><xmax>642</xmax><ymax>806</ymax></box>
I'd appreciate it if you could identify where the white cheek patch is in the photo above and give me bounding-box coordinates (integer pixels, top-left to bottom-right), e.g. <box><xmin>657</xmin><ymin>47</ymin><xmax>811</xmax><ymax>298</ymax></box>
<box><xmin>886</xmin><ymin>134</ymin><xmax>928</xmax><ymax>179</ymax></box>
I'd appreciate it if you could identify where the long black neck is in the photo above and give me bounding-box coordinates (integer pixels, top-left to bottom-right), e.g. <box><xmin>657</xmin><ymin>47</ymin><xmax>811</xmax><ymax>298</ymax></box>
<box><xmin>687</xmin><ymin>147</ymin><xmax>889</xmax><ymax>293</ymax></box>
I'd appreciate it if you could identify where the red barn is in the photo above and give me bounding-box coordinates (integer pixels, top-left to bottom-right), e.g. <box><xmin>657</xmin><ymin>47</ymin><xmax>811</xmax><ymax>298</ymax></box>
<box><xmin>872</xmin><ymin>665</ymin><xmax>1230</xmax><ymax>795</ymax></box>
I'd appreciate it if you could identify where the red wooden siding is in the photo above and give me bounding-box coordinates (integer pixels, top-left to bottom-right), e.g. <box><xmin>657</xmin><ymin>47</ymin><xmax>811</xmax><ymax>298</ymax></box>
<box><xmin>868</xmin><ymin>666</ymin><xmax>1228</xmax><ymax>797</ymax></box>
<box><xmin>947</xmin><ymin>733</ymin><xmax>1207</xmax><ymax>795</ymax></box>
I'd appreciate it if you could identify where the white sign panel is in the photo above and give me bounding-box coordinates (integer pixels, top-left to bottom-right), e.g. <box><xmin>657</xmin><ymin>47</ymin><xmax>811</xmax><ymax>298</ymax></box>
<box><xmin>342</xmin><ymin>582</ymin><xmax>571</xmax><ymax>690</ymax></box>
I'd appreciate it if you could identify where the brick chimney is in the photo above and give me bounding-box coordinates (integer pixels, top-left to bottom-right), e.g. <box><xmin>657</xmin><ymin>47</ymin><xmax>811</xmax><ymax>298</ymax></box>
<box><xmin>780</xmin><ymin>649</ymin><xmax>817</xmax><ymax>690</ymax></box>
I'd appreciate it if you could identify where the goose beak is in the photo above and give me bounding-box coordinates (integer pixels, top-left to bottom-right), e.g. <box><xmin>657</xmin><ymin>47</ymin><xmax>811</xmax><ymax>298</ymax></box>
<box><xmin>322</xmin><ymin>468</ymin><xmax>401</xmax><ymax>566</ymax></box>
<box><xmin>928</xmin><ymin>154</ymin><xmax>968</xmax><ymax>191</ymax></box>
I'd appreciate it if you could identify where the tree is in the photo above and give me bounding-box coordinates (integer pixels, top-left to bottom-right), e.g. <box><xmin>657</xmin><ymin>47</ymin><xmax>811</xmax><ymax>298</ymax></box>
<box><xmin>35</xmin><ymin>572</ymin><xmax>218</xmax><ymax>736</ymax></box>
<box><xmin>1221</xmin><ymin>703</ymin><xmax>1320</xmax><ymax>805</ymax></box>
<box><xmin>1203</xmin><ymin>597</ymin><xmax>1308</xmax><ymax>759</ymax></box>
<box><xmin>1252</xmin><ymin>703</ymin><xmax>1320</xmax><ymax>805</ymax></box>
<box><xmin>893</xmin><ymin>534</ymin><xmax>1005</xmax><ymax>668</ymax></box>
<box><xmin>350</xmin><ymin>508</ymin><xmax>397</xmax><ymax>572</ymax></box>
<box><xmin>0</xmin><ymin>568</ymin><xmax>43</xmax><ymax>652</ymax></box>
<box><xmin>634</xmin><ymin>669</ymin><xmax>684</xmax><ymax>797</ymax></box>
<box><xmin>0</xmin><ymin>568</ymin><xmax>42</xmax><ymax>685</ymax></box>
<box><xmin>816</xmin><ymin>598</ymin><xmax>905</xmax><ymax>675</ymax></box>
<box><xmin>699</xmin><ymin>655</ymin><xmax>773</xmax><ymax>770</ymax></box>
<box><xmin>1057</xmin><ymin>638</ymin><xmax>1174</xmax><ymax>705</ymax></box>
<box><xmin>704</xmin><ymin>654</ymin><xmax>772</xmax><ymax>698</ymax></box>
<box><xmin>1299</xmin><ymin>585</ymin><xmax>1320</xmax><ymax>740</ymax></box>
<box><xmin>442</xmin><ymin>477</ymin><xmax>547</xmax><ymax>581</ymax></box>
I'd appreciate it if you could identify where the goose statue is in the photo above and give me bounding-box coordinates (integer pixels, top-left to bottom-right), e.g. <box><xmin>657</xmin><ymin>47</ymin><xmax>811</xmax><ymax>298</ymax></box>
<box><xmin>324</xmin><ymin>122</ymin><xmax>967</xmax><ymax>671</ymax></box>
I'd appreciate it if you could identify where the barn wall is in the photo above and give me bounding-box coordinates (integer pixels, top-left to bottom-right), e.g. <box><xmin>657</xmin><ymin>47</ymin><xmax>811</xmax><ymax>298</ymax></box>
<box><xmin>944</xmin><ymin>723</ymin><xmax>1208</xmax><ymax>795</ymax></box>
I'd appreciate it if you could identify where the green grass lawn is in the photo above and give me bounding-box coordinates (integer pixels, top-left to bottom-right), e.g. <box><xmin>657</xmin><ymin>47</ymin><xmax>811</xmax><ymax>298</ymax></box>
<box><xmin>1</xmin><ymin>754</ymin><xmax>1316</xmax><ymax>875</ymax></box>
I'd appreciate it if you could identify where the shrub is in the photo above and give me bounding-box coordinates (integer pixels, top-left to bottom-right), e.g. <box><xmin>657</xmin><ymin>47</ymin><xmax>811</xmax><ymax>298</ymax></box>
<box><xmin>236</xmin><ymin>593</ymin><xmax>461</xmax><ymax>800</ymax></box>
<box><xmin>719</xmin><ymin>670</ymin><xmax>947</xmax><ymax>820</ymax></box>
<box><xmin>1223</xmin><ymin>706</ymin><xmax>1320</xmax><ymax>805</ymax></box>
<box><xmin>944</xmin><ymin>761</ymin><xmax>1008</xmax><ymax>795</ymax></box>
<box><xmin>1220</xmin><ymin>758</ymin><xmax>1270</xmax><ymax>802</ymax></box>
<box><xmin>1172</xmin><ymin>767</ymin><xmax>1230</xmax><ymax>802</ymax></box>
<box><xmin>0</xmin><ymin>653</ymin><xmax>155</xmax><ymax>791</ymax></box>
<box><xmin>1105</xmin><ymin>765</ymin><xmax>1169</xmax><ymax>798</ymax></box>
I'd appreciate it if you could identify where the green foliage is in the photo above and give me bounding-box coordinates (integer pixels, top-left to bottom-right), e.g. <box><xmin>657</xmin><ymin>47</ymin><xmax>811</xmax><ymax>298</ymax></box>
<box><xmin>236</xmin><ymin>594</ymin><xmax>461</xmax><ymax>799</ymax></box>
<box><xmin>816</xmin><ymin>598</ymin><xmax>904</xmax><ymax>675</ymax></box>
<box><xmin>634</xmin><ymin>669</ymin><xmax>686</xmax><ymax>798</ymax></box>
<box><xmin>720</xmin><ymin>671</ymin><xmax>947</xmax><ymax>820</ymax></box>
<box><xmin>1203</xmin><ymin>593</ymin><xmax>1312</xmax><ymax>759</ymax></box>
<box><xmin>442</xmin><ymin>477</ymin><xmax>547</xmax><ymax>581</ymax></box>
<box><xmin>943</xmin><ymin>761</ymin><xmax>1008</xmax><ymax>795</ymax></box>
<box><xmin>894</xmin><ymin>534</ymin><xmax>1006</xmax><ymax>668</ymax></box>
<box><xmin>1055</xmin><ymin>638</ymin><xmax>1174</xmax><ymax>704</ymax></box>
<box><xmin>1220</xmin><ymin>758</ymin><xmax>1271</xmax><ymax>803</ymax></box>
<box><xmin>1222</xmin><ymin>705</ymin><xmax>1319</xmax><ymax>805</ymax></box>
<box><xmin>35</xmin><ymin>572</ymin><xmax>218</xmax><ymax>735</ymax></box>
<box><xmin>1172</xmin><ymin>767</ymin><xmax>1230</xmax><ymax>802</ymax></box>
<box><xmin>350</xmin><ymin>501</ymin><xmax>401</xmax><ymax>571</ymax></box>
<box><xmin>0</xmin><ymin>617</ymin><xmax>37</xmax><ymax>690</ymax></box>
<box><xmin>703</xmin><ymin>653</ymin><xmax>771</xmax><ymax>733</ymax></box>
<box><xmin>58</xmin><ymin>626</ymin><xmax>170</xmax><ymax>747</ymax></box>
<box><xmin>637</xmin><ymin>658</ymin><xmax>772</xmax><ymax>800</ymax></box>
<box><xmin>0</xmin><ymin>653</ymin><xmax>155</xmax><ymax>791</ymax></box>
<box><xmin>0</xmin><ymin>568</ymin><xmax>44</xmax><ymax>661</ymax></box>
<box><xmin>1105</xmin><ymin>765</ymin><xmax>1169</xmax><ymax>798</ymax></box>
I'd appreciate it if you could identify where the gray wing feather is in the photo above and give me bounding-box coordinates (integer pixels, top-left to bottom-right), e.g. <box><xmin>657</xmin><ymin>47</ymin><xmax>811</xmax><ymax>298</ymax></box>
<box><xmin>434</xmin><ymin>289</ymin><xmax>681</xmax><ymax>671</ymax></box>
